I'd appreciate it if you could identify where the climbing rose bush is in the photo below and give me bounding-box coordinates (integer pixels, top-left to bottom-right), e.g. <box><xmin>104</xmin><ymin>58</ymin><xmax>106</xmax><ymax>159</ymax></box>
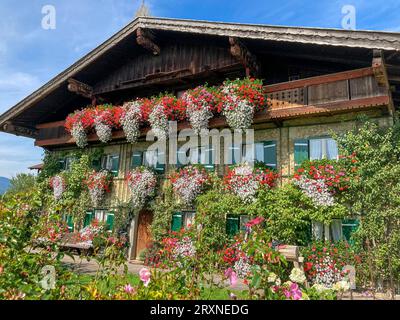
<box><xmin>181</xmin><ymin>86</ymin><xmax>220</xmax><ymax>134</ymax></box>
<box><xmin>85</xmin><ymin>170</ymin><xmax>112</xmax><ymax>207</ymax></box>
<box><xmin>169</xmin><ymin>166</ymin><xmax>209</xmax><ymax>205</ymax></box>
<box><xmin>224</xmin><ymin>163</ymin><xmax>278</xmax><ymax>203</ymax></box>
<box><xmin>120</xmin><ymin>100</ymin><xmax>142</xmax><ymax>143</ymax></box>
<box><xmin>126</xmin><ymin>167</ymin><xmax>157</xmax><ymax>210</ymax></box>
<box><xmin>221</xmin><ymin>78</ymin><xmax>267</xmax><ymax>131</ymax></box>
<box><xmin>49</xmin><ymin>175</ymin><xmax>65</xmax><ymax>201</ymax></box>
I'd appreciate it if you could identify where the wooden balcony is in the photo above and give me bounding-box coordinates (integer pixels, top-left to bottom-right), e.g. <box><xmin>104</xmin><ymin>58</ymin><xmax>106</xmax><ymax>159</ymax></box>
<box><xmin>35</xmin><ymin>65</ymin><xmax>392</xmax><ymax>148</ymax></box>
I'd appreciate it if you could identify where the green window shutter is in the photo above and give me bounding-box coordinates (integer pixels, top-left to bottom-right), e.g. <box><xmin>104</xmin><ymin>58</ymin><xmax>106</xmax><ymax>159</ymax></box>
<box><xmin>131</xmin><ymin>151</ymin><xmax>143</xmax><ymax>169</ymax></box>
<box><xmin>91</xmin><ymin>158</ymin><xmax>101</xmax><ymax>172</ymax></box>
<box><xmin>264</xmin><ymin>141</ymin><xmax>277</xmax><ymax>170</ymax></box>
<box><xmin>226</xmin><ymin>215</ymin><xmax>240</xmax><ymax>237</ymax></box>
<box><xmin>342</xmin><ymin>219</ymin><xmax>360</xmax><ymax>245</ymax></box>
<box><xmin>171</xmin><ymin>212</ymin><xmax>183</xmax><ymax>232</ymax></box>
<box><xmin>58</xmin><ymin>158</ymin><xmax>66</xmax><ymax>171</ymax></box>
<box><xmin>66</xmin><ymin>215</ymin><xmax>74</xmax><ymax>233</ymax></box>
<box><xmin>84</xmin><ymin>211</ymin><xmax>94</xmax><ymax>228</ymax></box>
<box><xmin>106</xmin><ymin>213</ymin><xmax>115</xmax><ymax>231</ymax></box>
<box><xmin>204</xmin><ymin>146</ymin><xmax>215</xmax><ymax>171</ymax></box>
<box><xmin>111</xmin><ymin>155</ymin><xmax>120</xmax><ymax>177</ymax></box>
<box><xmin>294</xmin><ymin>139</ymin><xmax>309</xmax><ymax>169</ymax></box>
<box><xmin>156</xmin><ymin>152</ymin><xmax>165</xmax><ymax>174</ymax></box>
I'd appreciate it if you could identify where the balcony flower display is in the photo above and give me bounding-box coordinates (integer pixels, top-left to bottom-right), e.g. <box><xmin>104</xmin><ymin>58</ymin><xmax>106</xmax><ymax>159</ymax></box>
<box><xmin>65</xmin><ymin>109</ymin><xmax>94</xmax><ymax>148</ymax></box>
<box><xmin>126</xmin><ymin>167</ymin><xmax>157</xmax><ymax>210</ymax></box>
<box><xmin>85</xmin><ymin>170</ymin><xmax>113</xmax><ymax>207</ymax></box>
<box><xmin>49</xmin><ymin>175</ymin><xmax>65</xmax><ymax>201</ymax></box>
<box><xmin>224</xmin><ymin>163</ymin><xmax>279</xmax><ymax>204</ymax></box>
<box><xmin>93</xmin><ymin>105</ymin><xmax>116</xmax><ymax>143</ymax></box>
<box><xmin>181</xmin><ymin>86</ymin><xmax>220</xmax><ymax>135</ymax></box>
<box><xmin>293</xmin><ymin>159</ymin><xmax>355</xmax><ymax>207</ymax></box>
<box><xmin>120</xmin><ymin>100</ymin><xmax>143</xmax><ymax>144</ymax></box>
<box><xmin>149</xmin><ymin>102</ymin><xmax>169</xmax><ymax>141</ymax></box>
<box><xmin>169</xmin><ymin>165</ymin><xmax>209</xmax><ymax>206</ymax></box>
<box><xmin>221</xmin><ymin>78</ymin><xmax>267</xmax><ymax>131</ymax></box>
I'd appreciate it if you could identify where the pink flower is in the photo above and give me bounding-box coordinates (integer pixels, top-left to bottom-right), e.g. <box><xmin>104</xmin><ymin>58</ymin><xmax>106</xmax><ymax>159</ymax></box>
<box><xmin>224</xmin><ymin>268</ymin><xmax>238</xmax><ymax>287</ymax></box>
<box><xmin>124</xmin><ymin>284</ymin><xmax>135</xmax><ymax>294</ymax></box>
<box><xmin>139</xmin><ymin>268</ymin><xmax>151</xmax><ymax>287</ymax></box>
<box><xmin>245</xmin><ymin>216</ymin><xmax>265</xmax><ymax>228</ymax></box>
<box><xmin>290</xmin><ymin>283</ymin><xmax>302</xmax><ymax>300</ymax></box>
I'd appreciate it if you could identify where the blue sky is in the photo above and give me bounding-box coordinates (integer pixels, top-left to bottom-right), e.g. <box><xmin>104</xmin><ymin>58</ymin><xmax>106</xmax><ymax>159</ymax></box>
<box><xmin>0</xmin><ymin>0</ymin><xmax>399</xmax><ymax>178</ymax></box>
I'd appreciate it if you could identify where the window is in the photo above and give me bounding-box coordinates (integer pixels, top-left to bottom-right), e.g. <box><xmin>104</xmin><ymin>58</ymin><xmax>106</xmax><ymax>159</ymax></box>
<box><xmin>143</xmin><ymin>149</ymin><xmax>165</xmax><ymax>174</ymax></box>
<box><xmin>93</xmin><ymin>210</ymin><xmax>114</xmax><ymax>232</ymax></box>
<box><xmin>63</xmin><ymin>214</ymin><xmax>74</xmax><ymax>232</ymax></box>
<box><xmin>171</xmin><ymin>211</ymin><xmax>196</xmax><ymax>231</ymax></box>
<box><xmin>226</xmin><ymin>215</ymin><xmax>250</xmax><ymax>237</ymax></box>
<box><xmin>177</xmin><ymin>145</ymin><xmax>215</xmax><ymax>171</ymax></box>
<box><xmin>131</xmin><ymin>151</ymin><xmax>143</xmax><ymax>169</ymax></box>
<box><xmin>58</xmin><ymin>156</ymin><xmax>75</xmax><ymax>171</ymax></box>
<box><xmin>102</xmin><ymin>154</ymin><xmax>120</xmax><ymax>177</ymax></box>
<box><xmin>312</xmin><ymin>219</ymin><xmax>359</xmax><ymax>243</ymax></box>
<box><xmin>294</xmin><ymin>137</ymin><xmax>338</xmax><ymax>168</ymax></box>
<box><xmin>309</xmin><ymin>138</ymin><xmax>338</xmax><ymax>161</ymax></box>
<box><xmin>242</xmin><ymin>141</ymin><xmax>277</xmax><ymax>169</ymax></box>
<box><xmin>228</xmin><ymin>144</ymin><xmax>241</xmax><ymax>165</ymax></box>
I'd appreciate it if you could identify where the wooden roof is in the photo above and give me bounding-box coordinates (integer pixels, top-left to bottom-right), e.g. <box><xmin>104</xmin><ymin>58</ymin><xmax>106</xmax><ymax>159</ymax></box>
<box><xmin>1</xmin><ymin>17</ymin><xmax>400</xmax><ymax>139</ymax></box>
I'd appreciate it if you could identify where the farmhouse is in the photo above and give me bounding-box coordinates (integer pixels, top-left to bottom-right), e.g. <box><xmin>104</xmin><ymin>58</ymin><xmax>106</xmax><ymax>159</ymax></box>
<box><xmin>1</xmin><ymin>17</ymin><xmax>399</xmax><ymax>260</ymax></box>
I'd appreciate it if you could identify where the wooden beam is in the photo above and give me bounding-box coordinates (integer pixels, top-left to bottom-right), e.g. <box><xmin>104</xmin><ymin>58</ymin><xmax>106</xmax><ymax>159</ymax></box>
<box><xmin>229</xmin><ymin>37</ymin><xmax>260</xmax><ymax>77</ymax></box>
<box><xmin>372</xmin><ymin>50</ymin><xmax>390</xmax><ymax>88</ymax></box>
<box><xmin>136</xmin><ymin>28</ymin><xmax>160</xmax><ymax>56</ymax></box>
<box><xmin>264</xmin><ymin>67</ymin><xmax>375</xmax><ymax>93</ymax></box>
<box><xmin>2</xmin><ymin>121</ymin><xmax>38</xmax><ymax>138</ymax></box>
<box><xmin>67</xmin><ymin>78</ymin><xmax>93</xmax><ymax>100</ymax></box>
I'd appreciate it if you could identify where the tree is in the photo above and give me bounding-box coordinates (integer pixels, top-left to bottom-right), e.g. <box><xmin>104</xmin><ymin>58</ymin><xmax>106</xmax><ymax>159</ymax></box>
<box><xmin>334</xmin><ymin>118</ymin><xmax>400</xmax><ymax>298</ymax></box>
<box><xmin>6</xmin><ymin>173</ymin><xmax>36</xmax><ymax>195</ymax></box>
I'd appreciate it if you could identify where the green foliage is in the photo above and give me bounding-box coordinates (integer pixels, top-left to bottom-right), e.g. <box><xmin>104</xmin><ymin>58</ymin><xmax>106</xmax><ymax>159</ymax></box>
<box><xmin>251</xmin><ymin>184</ymin><xmax>312</xmax><ymax>246</ymax></box>
<box><xmin>6</xmin><ymin>173</ymin><xmax>36</xmax><ymax>196</ymax></box>
<box><xmin>334</xmin><ymin>118</ymin><xmax>400</xmax><ymax>292</ymax></box>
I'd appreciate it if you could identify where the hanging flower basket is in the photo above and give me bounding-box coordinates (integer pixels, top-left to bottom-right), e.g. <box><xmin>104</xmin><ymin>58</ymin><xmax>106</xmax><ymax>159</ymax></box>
<box><xmin>224</xmin><ymin>163</ymin><xmax>279</xmax><ymax>204</ymax></box>
<box><xmin>126</xmin><ymin>167</ymin><xmax>157</xmax><ymax>210</ymax></box>
<box><xmin>120</xmin><ymin>100</ymin><xmax>143</xmax><ymax>144</ymax></box>
<box><xmin>93</xmin><ymin>105</ymin><xmax>116</xmax><ymax>143</ymax></box>
<box><xmin>292</xmin><ymin>159</ymin><xmax>355</xmax><ymax>207</ymax></box>
<box><xmin>182</xmin><ymin>86</ymin><xmax>221</xmax><ymax>135</ymax></box>
<box><xmin>85</xmin><ymin>170</ymin><xmax>113</xmax><ymax>207</ymax></box>
<box><xmin>49</xmin><ymin>175</ymin><xmax>66</xmax><ymax>201</ymax></box>
<box><xmin>221</xmin><ymin>78</ymin><xmax>267</xmax><ymax>131</ymax></box>
<box><xmin>169</xmin><ymin>165</ymin><xmax>209</xmax><ymax>206</ymax></box>
<box><xmin>65</xmin><ymin>109</ymin><xmax>94</xmax><ymax>148</ymax></box>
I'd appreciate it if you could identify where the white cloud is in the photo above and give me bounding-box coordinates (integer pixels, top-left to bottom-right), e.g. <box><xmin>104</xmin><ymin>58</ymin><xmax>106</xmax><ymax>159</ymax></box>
<box><xmin>0</xmin><ymin>71</ymin><xmax>40</xmax><ymax>94</ymax></box>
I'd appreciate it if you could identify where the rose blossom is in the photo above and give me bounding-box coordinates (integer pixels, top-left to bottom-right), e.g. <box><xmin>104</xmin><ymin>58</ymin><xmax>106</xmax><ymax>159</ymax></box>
<box><xmin>139</xmin><ymin>268</ymin><xmax>151</xmax><ymax>287</ymax></box>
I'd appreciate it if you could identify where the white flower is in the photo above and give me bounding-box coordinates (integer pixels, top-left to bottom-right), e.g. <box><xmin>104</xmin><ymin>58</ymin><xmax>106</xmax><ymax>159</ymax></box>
<box><xmin>121</xmin><ymin>101</ymin><xmax>142</xmax><ymax>143</ymax></box>
<box><xmin>312</xmin><ymin>283</ymin><xmax>329</xmax><ymax>293</ymax></box>
<box><xmin>275</xmin><ymin>277</ymin><xmax>281</xmax><ymax>286</ymax></box>
<box><xmin>332</xmin><ymin>280</ymin><xmax>350</xmax><ymax>292</ymax></box>
<box><xmin>71</xmin><ymin>122</ymin><xmax>88</xmax><ymax>148</ymax></box>
<box><xmin>127</xmin><ymin>168</ymin><xmax>157</xmax><ymax>210</ymax></box>
<box><xmin>149</xmin><ymin>103</ymin><xmax>169</xmax><ymax>141</ymax></box>
<box><xmin>182</xmin><ymin>91</ymin><xmax>214</xmax><ymax>135</ymax></box>
<box><xmin>289</xmin><ymin>267</ymin><xmax>307</xmax><ymax>284</ymax></box>
<box><xmin>233</xmin><ymin>256</ymin><xmax>252</xmax><ymax>279</ymax></box>
<box><xmin>94</xmin><ymin>109</ymin><xmax>114</xmax><ymax>143</ymax></box>
<box><xmin>173</xmin><ymin>237</ymin><xmax>196</xmax><ymax>260</ymax></box>
<box><xmin>293</xmin><ymin>176</ymin><xmax>335</xmax><ymax>207</ymax></box>
<box><xmin>51</xmin><ymin>175</ymin><xmax>64</xmax><ymax>201</ymax></box>
<box><xmin>171</xmin><ymin>166</ymin><xmax>208</xmax><ymax>206</ymax></box>
<box><xmin>226</xmin><ymin>163</ymin><xmax>260</xmax><ymax>204</ymax></box>
<box><xmin>222</xmin><ymin>84</ymin><xmax>255</xmax><ymax>131</ymax></box>
<box><xmin>267</xmin><ymin>272</ymin><xmax>277</xmax><ymax>283</ymax></box>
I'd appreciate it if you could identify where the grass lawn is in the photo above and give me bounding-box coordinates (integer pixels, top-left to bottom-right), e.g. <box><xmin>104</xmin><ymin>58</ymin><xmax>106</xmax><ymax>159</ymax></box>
<box><xmin>76</xmin><ymin>273</ymin><xmax>246</xmax><ymax>300</ymax></box>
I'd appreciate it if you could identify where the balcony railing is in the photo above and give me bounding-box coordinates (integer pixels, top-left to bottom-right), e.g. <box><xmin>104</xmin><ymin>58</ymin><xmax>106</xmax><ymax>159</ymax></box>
<box><xmin>35</xmin><ymin>66</ymin><xmax>392</xmax><ymax>148</ymax></box>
